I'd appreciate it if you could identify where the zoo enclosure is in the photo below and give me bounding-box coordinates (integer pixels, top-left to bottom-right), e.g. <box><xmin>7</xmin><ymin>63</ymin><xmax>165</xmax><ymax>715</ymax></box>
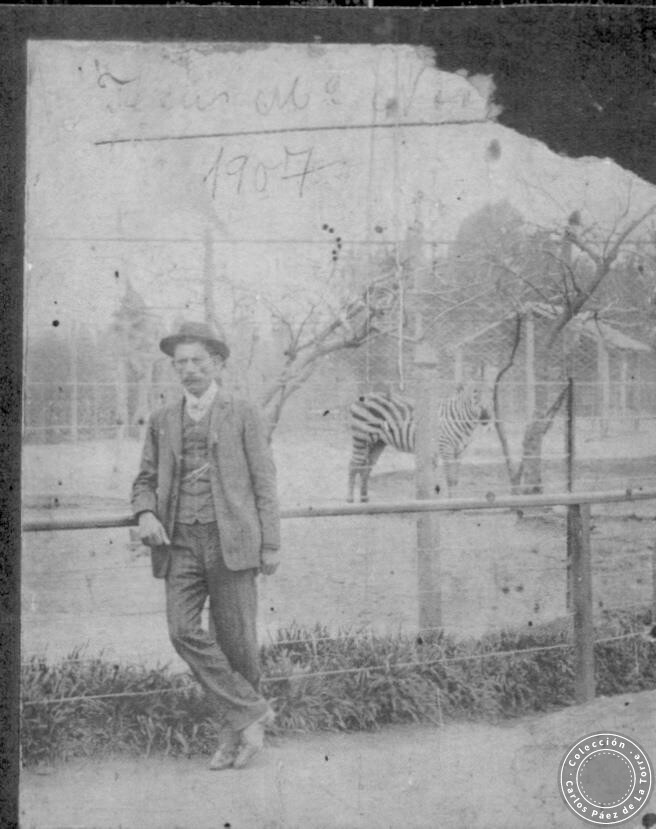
<box><xmin>23</xmin><ymin>487</ymin><xmax>656</xmax><ymax>706</ymax></box>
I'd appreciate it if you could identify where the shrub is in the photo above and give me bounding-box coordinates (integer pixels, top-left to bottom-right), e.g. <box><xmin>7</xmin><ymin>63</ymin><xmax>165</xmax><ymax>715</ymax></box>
<box><xmin>21</xmin><ymin>610</ymin><xmax>656</xmax><ymax>766</ymax></box>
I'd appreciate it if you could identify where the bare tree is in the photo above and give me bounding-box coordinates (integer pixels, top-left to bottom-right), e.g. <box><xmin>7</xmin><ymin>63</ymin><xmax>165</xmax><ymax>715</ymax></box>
<box><xmin>258</xmin><ymin>272</ymin><xmax>402</xmax><ymax>436</ymax></box>
<box><xmin>196</xmin><ymin>221</ymin><xmax>408</xmax><ymax>439</ymax></box>
<box><xmin>493</xmin><ymin>203</ymin><xmax>656</xmax><ymax>492</ymax></box>
<box><xmin>546</xmin><ymin>205</ymin><xmax>656</xmax><ymax>347</ymax></box>
<box><xmin>444</xmin><ymin>198</ymin><xmax>656</xmax><ymax>493</ymax></box>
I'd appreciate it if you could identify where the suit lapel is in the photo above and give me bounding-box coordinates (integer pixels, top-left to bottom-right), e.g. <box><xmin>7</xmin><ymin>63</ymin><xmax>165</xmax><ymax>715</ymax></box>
<box><xmin>165</xmin><ymin>399</ymin><xmax>184</xmax><ymax>459</ymax></box>
<box><xmin>209</xmin><ymin>389</ymin><xmax>231</xmax><ymax>445</ymax></box>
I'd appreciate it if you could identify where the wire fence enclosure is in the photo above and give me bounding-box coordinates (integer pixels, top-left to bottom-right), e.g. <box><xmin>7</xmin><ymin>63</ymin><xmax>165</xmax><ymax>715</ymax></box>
<box><xmin>22</xmin><ymin>488</ymin><xmax>656</xmax><ymax>708</ymax></box>
<box><xmin>22</xmin><ymin>296</ymin><xmax>656</xmax><ymax>714</ymax></box>
<box><xmin>22</xmin><ymin>346</ymin><xmax>656</xmax><ymax>447</ymax></box>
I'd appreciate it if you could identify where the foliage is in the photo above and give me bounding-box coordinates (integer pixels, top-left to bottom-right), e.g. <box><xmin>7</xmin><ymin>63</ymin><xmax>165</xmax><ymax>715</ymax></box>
<box><xmin>21</xmin><ymin>611</ymin><xmax>656</xmax><ymax>766</ymax></box>
<box><xmin>109</xmin><ymin>280</ymin><xmax>165</xmax><ymax>434</ymax></box>
<box><xmin>21</xmin><ymin>649</ymin><xmax>219</xmax><ymax>765</ymax></box>
<box><xmin>24</xmin><ymin>281</ymin><xmax>167</xmax><ymax>444</ymax></box>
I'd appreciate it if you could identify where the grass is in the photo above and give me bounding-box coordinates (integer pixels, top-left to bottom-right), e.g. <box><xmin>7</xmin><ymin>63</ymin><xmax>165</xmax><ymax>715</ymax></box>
<box><xmin>21</xmin><ymin>609</ymin><xmax>656</xmax><ymax>766</ymax></box>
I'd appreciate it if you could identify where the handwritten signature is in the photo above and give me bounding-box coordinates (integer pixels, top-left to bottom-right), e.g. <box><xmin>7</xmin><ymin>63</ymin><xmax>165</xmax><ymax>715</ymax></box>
<box><xmin>97</xmin><ymin>68</ymin><xmax>231</xmax><ymax>114</ymax></box>
<box><xmin>255</xmin><ymin>76</ymin><xmax>310</xmax><ymax>116</ymax></box>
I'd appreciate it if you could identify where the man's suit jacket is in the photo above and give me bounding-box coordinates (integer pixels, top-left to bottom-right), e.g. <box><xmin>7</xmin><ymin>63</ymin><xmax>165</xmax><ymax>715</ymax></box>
<box><xmin>131</xmin><ymin>390</ymin><xmax>280</xmax><ymax>578</ymax></box>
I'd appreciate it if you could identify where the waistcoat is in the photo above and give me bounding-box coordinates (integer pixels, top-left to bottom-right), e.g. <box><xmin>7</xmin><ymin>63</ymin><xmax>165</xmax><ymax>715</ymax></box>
<box><xmin>176</xmin><ymin>408</ymin><xmax>215</xmax><ymax>524</ymax></box>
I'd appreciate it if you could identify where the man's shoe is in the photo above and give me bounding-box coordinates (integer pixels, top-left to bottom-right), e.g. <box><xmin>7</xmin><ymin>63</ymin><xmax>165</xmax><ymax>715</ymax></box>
<box><xmin>209</xmin><ymin>744</ymin><xmax>236</xmax><ymax>771</ymax></box>
<box><xmin>232</xmin><ymin>707</ymin><xmax>275</xmax><ymax>770</ymax></box>
<box><xmin>209</xmin><ymin>725</ymin><xmax>238</xmax><ymax>771</ymax></box>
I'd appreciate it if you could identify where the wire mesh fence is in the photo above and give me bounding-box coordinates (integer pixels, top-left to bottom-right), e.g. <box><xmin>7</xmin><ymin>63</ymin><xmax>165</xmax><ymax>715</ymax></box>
<box><xmin>22</xmin><ymin>223</ymin><xmax>656</xmax><ymax>699</ymax></box>
<box><xmin>23</xmin><ymin>238</ymin><xmax>656</xmax><ymax>498</ymax></box>
<box><xmin>21</xmin><ymin>495</ymin><xmax>656</xmax><ymax>673</ymax></box>
<box><xmin>22</xmin><ymin>377</ymin><xmax>656</xmax><ymax>508</ymax></box>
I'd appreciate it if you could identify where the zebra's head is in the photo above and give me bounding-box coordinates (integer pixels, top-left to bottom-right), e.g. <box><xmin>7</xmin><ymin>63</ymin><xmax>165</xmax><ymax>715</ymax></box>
<box><xmin>457</xmin><ymin>382</ymin><xmax>493</xmax><ymax>426</ymax></box>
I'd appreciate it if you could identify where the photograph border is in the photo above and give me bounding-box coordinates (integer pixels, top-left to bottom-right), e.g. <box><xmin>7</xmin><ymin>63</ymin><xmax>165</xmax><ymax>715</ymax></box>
<box><xmin>4</xmin><ymin>6</ymin><xmax>656</xmax><ymax>826</ymax></box>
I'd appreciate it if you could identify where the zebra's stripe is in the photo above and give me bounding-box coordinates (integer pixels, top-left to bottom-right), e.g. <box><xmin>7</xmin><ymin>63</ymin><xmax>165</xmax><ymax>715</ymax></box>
<box><xmin>350</xmin><ymin>394</ymin><xmax>414</xmax><ymax>452</ymax></box>
<box><xmin>350</xmin><ymin>388</ymin><xmax>483</xmax><ymax>460</ymax></box>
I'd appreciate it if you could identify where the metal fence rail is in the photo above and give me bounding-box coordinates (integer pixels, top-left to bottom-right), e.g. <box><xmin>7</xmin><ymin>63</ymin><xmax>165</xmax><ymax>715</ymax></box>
<box><xmin>21</xmin><ymin>488</ymin><xmax>656</xmax><ymax>532</ymax></box>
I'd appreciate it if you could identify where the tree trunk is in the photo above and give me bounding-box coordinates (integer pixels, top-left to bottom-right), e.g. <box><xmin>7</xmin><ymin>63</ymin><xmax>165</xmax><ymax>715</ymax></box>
<box><xmin>493</xmin><ymin>313</ymin><xmax>524</xmax><ymax>494</ymax></box>
<box><xmin>518</xmin><ymin>384</ymin><xmax>568</xmax><ymax>493</ymax></box>
<box><xmin>520</xmin><ymin>420</ymin><xmax>548</xmax><ymax>493</ymax></box>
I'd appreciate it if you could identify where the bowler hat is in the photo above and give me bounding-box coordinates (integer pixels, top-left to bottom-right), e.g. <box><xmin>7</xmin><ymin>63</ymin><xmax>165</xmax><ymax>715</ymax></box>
<box><xmin>159</xmin><ymin>321</ymin><xmax>230</xmax><ymax>360</ymax></box>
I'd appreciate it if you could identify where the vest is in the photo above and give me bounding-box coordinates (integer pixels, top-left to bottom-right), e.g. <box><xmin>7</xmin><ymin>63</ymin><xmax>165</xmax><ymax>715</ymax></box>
<box><xmin>176</xmin><ymin>408</ymin><xmax>215</xmax><ymax>524</ymax></box>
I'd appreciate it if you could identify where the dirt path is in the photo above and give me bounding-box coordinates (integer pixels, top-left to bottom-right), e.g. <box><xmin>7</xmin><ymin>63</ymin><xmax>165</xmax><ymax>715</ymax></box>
<box><xmin>21</xmin><ymin>689</ymin><xmax>655</xmax><ymax>829</ymax></box>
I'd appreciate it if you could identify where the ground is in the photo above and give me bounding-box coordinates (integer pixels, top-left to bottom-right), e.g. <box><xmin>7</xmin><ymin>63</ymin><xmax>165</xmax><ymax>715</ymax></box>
<box><xmin>20</xmin><ymin>688</ymin><xmax>656</xmax><ymax>829</ymax></box>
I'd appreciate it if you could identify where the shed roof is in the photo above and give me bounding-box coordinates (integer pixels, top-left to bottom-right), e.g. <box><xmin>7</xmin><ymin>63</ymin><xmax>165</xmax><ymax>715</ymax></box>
<box><xmin>447</xmin><ymin>303</ymin><xmax>652</xmax><ymax>354</ymax></box>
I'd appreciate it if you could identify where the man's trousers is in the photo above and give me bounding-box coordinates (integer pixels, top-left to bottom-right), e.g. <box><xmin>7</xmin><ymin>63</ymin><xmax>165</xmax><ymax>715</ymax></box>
<box><xmin>166</xmin><ymin>522</ymin><xmax>268</xmax><ymax>732</ymax></box>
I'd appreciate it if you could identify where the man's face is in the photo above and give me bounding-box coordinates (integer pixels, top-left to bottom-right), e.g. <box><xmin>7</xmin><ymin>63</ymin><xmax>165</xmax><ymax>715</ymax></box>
<box><xmin>172</xmin><ymin>341</ymin><xmax>220</xmax><ymax>397</ymax></box>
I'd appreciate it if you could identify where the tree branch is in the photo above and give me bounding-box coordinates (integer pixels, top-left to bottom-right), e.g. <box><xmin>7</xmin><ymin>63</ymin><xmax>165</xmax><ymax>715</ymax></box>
<box><xmin>492</xmin><ymin>313</ymin><xmax>523</xmax><ymax>491</ymax></box>
<box><xmin>546</xmin><ymin>203</ymin><xmax>656</xmax><ymax>348</ymax></box>
<box><xmin>488</xmin><ymin>258</ymin><xmax>555</xmax><ymax>306</ymax></box>
<box><xmin>259</xmin><ymin>276</ymin><xmax>400</xmax><ymax>423</ymax></box>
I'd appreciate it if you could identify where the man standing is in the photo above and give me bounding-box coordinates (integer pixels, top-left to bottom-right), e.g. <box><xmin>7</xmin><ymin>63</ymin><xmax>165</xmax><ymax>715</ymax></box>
<box><xmin>131</xmin><ymin>320</ymin><xmax>280</xmax><ymax>770</ymax></box>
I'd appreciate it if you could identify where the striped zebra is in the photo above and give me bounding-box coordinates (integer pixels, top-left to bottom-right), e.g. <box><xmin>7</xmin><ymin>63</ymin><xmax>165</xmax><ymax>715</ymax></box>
<box><xmin>347</xmin><ymin>386</ymin><xmax>491</xmax><ymax>502</ymax></box>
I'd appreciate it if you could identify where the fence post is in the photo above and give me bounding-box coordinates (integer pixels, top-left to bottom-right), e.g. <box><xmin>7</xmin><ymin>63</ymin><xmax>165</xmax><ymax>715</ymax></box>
<box><xmin>566</xmin><ymin>377</ymin><xmax>574</xmax><ymax>611</ymax></box>
<box><xmin>414</xmin><ymin>364</ymin><xmax>442</xmax><ymax>631</ymax></box>
<box><xmin>68</xmin><ymin>319</ymin><xmax>79</xmax><ymax>442</ymax></box>
<box><xmin>597</xmin><ymin>339</ymin><xmax>610</xmax><ymax>437</ymax></box>
<box><xmin>652</xmin><ymin>540</ymin><xmax>656</xmax><ymax>625</ymax></box>
<box><xmin>566</xmin><ymin>377</ymin><xmax>574</xmax><ymax>493</ymax></box>
<box><xmin>569</xmin><ymin>502</ymin><xmax>595</xmax><ymax>703</ymax></box>
<box><xmin>406</xmin><ymin>194</ymin><xmax>441</xmax><ymax>632</ymax></box>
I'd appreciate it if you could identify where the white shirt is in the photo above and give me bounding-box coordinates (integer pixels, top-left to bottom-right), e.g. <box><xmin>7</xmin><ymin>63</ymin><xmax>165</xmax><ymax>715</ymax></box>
<box><xmin>184</xmin><ymin>380</ymin><xmax>219</xmax><ymax>423</ymax></box>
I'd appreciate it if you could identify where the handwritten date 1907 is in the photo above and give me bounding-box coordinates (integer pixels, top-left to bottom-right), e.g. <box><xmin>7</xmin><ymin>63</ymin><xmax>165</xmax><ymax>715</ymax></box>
<box><xmin>203</xmin><ymin>144</ymin><xmax>345</xmax><ymax>199</ymax></box>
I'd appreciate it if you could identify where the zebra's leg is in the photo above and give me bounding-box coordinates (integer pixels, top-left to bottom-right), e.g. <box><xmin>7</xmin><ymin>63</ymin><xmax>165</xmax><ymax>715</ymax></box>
<box><xmin>347</xmin><ymin>462</ymin><xmax>358</xmax><ymax>503</ymax></box>
<box><xmin>443</xmin><ymin>451</ymin><xmax>460</xmax><ymax>497</ymax></box>
<box><xmin>359</xmin><ymin>467</ymin><xmax>369</xmax><ymax>503</ymax></box>
<box><xmin>348</xmin><ymin>436</ymin><xmax>370</xmax><ymax>503</ymax></box>
<box><xmin>361</xmin><ymin>441</ymin><xmax>386</xmax><ymax>502</ymax></box>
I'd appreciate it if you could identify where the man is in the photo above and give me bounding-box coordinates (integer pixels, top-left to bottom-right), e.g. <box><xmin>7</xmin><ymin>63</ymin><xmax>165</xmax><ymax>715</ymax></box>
<box><xmin>131</xmin><ymin>320</ymin><xmax>280</xmax><ymax>770</ymax></box>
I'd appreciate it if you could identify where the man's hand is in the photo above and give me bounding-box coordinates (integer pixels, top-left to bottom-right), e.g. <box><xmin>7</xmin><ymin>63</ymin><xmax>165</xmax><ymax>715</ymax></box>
<box><xmin>260</xmin><ymin>548</ymin><xmax>280</xmax><ymax>576</ymax></box>
<box><xmin>137</xmin><ymin>512</ymin><xmax>170</xmax><ymax>547</ymax></box>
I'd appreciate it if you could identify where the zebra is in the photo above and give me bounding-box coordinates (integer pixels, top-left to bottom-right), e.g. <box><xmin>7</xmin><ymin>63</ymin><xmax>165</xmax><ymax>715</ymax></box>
<box><xmin>347</xmin><ymin>386</ymin><xmax>491</xmax><ymax>502</ymax></box>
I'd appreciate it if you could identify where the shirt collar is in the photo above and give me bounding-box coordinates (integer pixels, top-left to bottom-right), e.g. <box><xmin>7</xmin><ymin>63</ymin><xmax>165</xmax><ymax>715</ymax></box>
<box><xmin>184</xmin><ymin>380</ymin><xmax>219</xmax><ymax>418</ymax></box>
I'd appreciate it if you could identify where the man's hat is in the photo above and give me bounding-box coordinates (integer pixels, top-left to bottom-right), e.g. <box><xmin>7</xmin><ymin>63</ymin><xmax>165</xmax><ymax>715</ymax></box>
<box><xmin>159</xmin><ymin>321</ymin><xmax>230</xmax><ymax>360</ymax></box>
